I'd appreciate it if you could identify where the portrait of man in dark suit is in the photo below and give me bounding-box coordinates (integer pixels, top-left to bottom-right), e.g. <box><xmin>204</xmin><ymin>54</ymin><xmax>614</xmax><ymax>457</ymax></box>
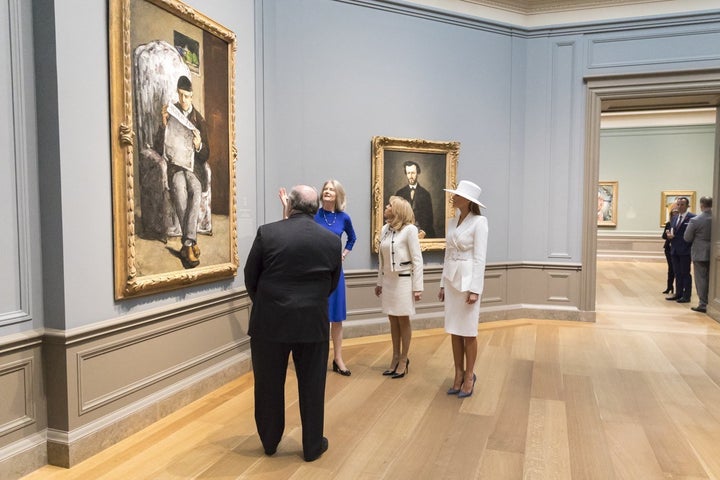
<box><xmin>372</xmin><ymin>136</ymin><xmax>459</xmax><ymax>251</ymax></box>
<box><xmin>395</xmin><ymin>160</ymin><xmax>436</xmax><ymax>238</ymax></box>
<box><xmin>383</xmin><ymin>151</ymin><xmax>446</xmax><ymax>239</ymax></box>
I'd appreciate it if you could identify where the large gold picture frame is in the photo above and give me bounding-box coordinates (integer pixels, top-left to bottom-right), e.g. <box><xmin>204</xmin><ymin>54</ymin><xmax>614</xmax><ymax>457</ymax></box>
<box><xmin>109</xmin><ymin>0</ymin><xmax>238</xmax><ymax>299</ymax></box>
<box><xmin>597</xmin><ymin>181</ymin><xmax>618</xmax><ymax>227</ymax></box>
<box><xmin>660</xmin><ymin>190</ymin><xmax>696</xmax><ymax>227</ymax></box>
<box><xmin>371</xmin><ymin>136</ymin><xmax>459</xmax><ymax>252</ymax></box>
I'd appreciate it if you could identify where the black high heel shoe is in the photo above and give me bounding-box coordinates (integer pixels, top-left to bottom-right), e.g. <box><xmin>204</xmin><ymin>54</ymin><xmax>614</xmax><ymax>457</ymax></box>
<box><xmin>391</xmin><ymin>359</ymin><xmax>409</xmax><ymax>379</ymax></box>
<box><xmin>662</xmin><ymin>287</ymin><xmax>674</xmax><ymax>294</ymax></box>
<box><xmin>382</xmin><ymin>362</ymin><xmax>399</xmax><ymax>376</ymax></box>
<box><xmin>332</xmin><ymin>360</ymin><xmax>351</xmax><ymax>376</ymax></box>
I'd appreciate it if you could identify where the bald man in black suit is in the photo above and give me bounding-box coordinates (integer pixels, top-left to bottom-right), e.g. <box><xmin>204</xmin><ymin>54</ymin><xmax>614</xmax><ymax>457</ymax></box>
<box><xmin>244</xmin><ymin>185</ymin><xmax>342</xmax><ymax>462</ymax></box>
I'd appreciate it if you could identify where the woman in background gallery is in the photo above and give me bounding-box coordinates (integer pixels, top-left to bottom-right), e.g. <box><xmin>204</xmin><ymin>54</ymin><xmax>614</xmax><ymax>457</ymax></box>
<box><xmin>438</xmin><ymin>181</ymin><xmax>488</xmax><ymax>399</ymax></box>
<box><xmin>279</xmin><ymin>181</ymin><xmax>357</xmax><ymax>376</ymax></box>
<box><xmin>661</xmin><ymin>206</ymin><xmax>678</xmax><ymax>294</ymax></box>
<box><xmin>375</xmin><ymin>196</ymin><xmax>423</xmax><ymax>379</ymax></box>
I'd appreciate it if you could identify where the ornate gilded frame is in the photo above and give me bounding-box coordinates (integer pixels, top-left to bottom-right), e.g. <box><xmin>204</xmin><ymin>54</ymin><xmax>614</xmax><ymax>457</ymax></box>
<box><xmin>109</xmin><ymin>0</ymin><xmax>237</xmax><ymax>299</ymax></box>
<box><xmin>660</xmin><ymin>190</ymin><xmax>696</xmax><ymax>227</ymax></box>
<box><xmin>597</xmin><ymin>181</ymin><xmax>618</xmax><ymax>227</ymax></box>
<box><xmin>371</xmin><ymin>136</ymin><xmax>459</xmax><ymax>252</ymax></box>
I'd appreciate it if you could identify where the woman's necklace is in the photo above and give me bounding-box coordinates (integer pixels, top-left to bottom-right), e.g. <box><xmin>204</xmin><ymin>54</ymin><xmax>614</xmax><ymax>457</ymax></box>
<box><xmin>322</xmin><ymin>209</ymin><xmax>337</xmax><ymax>226</ymax></box>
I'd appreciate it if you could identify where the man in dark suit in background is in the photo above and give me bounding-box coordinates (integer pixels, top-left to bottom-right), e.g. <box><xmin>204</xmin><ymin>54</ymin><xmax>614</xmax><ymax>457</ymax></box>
<box><xmin>244</xmin><ymin>185</ymin><xmax>342</xmax><ymax>462</ymax></box>
<box><xmin>684</xmin><ymin>196</ymin><xmax>712</xmax><ymax>313</ymax></box>
<box><xmin>396</xmin><ymin>160</ymin><xmax>435</xmax><ymax>237</ymax></box>
<box><xmin>666</xmin><ymin>196</ymin><xmax>695</xmax><ymax>303</ymax></box>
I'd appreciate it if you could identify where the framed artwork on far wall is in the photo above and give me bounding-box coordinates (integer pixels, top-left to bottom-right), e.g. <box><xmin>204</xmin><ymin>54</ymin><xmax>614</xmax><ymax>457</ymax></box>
<box><xmin>371</xmin><ymin>136</ymin><xmax>459</xmax><ymax>251</ymax></box>
<box><xmin>660</xmin><ymin>191</ymin><xmax>696</xmax><ymax>227</ymax></box>
<box><xmin>597</xmin><ymin>181</ymin><xmax>618</xmax><ymax>227</ymax></box>
<box><xmin>109</xmin><ymin>0</ymin><xmax>238</xmax><ymax>299</ymax></box>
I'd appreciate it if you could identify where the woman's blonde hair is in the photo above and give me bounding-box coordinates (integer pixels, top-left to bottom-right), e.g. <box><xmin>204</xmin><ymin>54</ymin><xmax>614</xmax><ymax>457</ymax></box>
<box><xmin>321</xmin><ymin>179</ymin><xmax>346</xmax><ymax>212</ymax></box>
<box><xmin>387</xmin><ymin>196</ymin><xmax>415</xmax><ymax>231</ymax></box>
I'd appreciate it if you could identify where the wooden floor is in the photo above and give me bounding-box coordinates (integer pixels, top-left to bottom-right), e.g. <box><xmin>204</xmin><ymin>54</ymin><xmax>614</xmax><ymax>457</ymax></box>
<box><xmin>23</xmin><ymin>261</ymin><xmax>720</xmax><ymax>479</ymax></box>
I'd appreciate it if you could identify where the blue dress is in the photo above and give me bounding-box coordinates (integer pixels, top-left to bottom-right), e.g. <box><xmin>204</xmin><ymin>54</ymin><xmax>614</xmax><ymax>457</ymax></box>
<box><xmin>315</xmin><ymin>208</ymin><xmax>356</xmax><ymax>321</ymax></box>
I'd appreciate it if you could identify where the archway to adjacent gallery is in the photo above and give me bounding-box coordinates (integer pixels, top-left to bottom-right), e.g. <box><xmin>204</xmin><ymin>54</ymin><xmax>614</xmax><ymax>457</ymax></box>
<box><xmin>582</xmin><ymin>70</ymin><xmax>720</xmax><ymax>321</ymax></box>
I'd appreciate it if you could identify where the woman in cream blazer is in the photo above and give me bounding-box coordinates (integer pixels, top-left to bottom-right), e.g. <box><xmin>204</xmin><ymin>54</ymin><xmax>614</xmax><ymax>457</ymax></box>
<box><xmin>375</xmin><ymin>196</ymin><xmax>423</xmax><ymax>379</ymax></box>
<box><xmin>438</xmin><ymin>181</ymin><xmax>488</xmax><ymax>398</ymax></box>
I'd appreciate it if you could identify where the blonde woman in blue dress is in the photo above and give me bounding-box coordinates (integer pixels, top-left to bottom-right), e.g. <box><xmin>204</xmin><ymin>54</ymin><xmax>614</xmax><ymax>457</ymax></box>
<box><xmin>375</xmin><ymin>196</ymin><xmax>423</xmax><ymax>379</ymax></box>
<box><xmin>438</xmin><ymin>181</ymin><xmax>488</xmax><ymax>398</ymax></box>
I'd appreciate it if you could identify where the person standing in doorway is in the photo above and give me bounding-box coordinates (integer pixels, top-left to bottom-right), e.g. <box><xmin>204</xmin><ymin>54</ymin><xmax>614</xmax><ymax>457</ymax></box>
<box><xmin>684</xmin><ymin>196</ymin><xmax>712</xmax><ymax>313</ymax></box>
<box><xmin>666</xmin><ymin>196</ymin><xmax>695</xmax><ymax>303</ymax></box>
<box><xmin>661</xmin><ymin>207</ymin><xmax>679</xmax><ymax>294</ymax></box>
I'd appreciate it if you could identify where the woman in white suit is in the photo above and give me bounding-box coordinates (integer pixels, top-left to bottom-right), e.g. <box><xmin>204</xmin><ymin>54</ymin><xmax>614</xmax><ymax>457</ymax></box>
<box><xmin>438</xmin><ymin>181</ymin><xmax>488</xmax><ymax>398</ymax></box>
<box><xmin>375</xmin><ymin>196</ymin><xmax>423</xmax><ymax>379</ymax></box>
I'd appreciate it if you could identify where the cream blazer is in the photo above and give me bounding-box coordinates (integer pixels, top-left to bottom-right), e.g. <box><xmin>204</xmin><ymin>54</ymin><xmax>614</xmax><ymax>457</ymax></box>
<box><xmin>377</xmin><ymin>223</ymin><xmax>424</xmax><ymax>292</ymax></box>
<box><xmin>441</xmin><ymin>213</ymin><xmax>488</xmax><ymax>293</ymax></box>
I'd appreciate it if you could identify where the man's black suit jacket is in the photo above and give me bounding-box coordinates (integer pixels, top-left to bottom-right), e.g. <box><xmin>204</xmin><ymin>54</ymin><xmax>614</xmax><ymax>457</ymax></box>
<box><xmin>244</xmin><ymin>213</ymin><xmax>342</xmax><ymax>343</ymax></box>
<box><xmin>396</xmin><ymin>183</ymin><xmax>435</xmax><ymax>237</ymax></box>
<box><xmin>670</xmin><ymin>212</ymin><xmax>696</xmax><ymax>256</ymax></box>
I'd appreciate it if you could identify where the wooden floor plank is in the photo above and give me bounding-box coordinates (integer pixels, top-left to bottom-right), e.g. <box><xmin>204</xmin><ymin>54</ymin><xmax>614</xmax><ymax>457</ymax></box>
<box><xmin>603</xmin><ymin>421</ymin><xmax>666</xmax><ymax>480</ymax></box>
<box><xmin>522</xmin><ymin>398</ymin><xmax>571</xmax><ymax>480</ymax></box>
<box><xmin>485</xmin><ymin>358</ymin><xmax>533</xmax><ymax>453</ymax></box>
<box><xmin>564</xmin><ymin>374</ymin><xmax>617</xmax><ymax>480</ymax></box>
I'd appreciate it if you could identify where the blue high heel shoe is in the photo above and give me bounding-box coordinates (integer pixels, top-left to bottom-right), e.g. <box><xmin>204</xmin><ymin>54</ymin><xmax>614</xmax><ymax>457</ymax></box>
<box><xmin>447</xmin><ymin>371</ymin><xmax>464</xmax><ymax>394</ymax></box>
<box><xmin>458</xmin><ymin>373</ymin><xmax>476</xmax><ymax>398</ymax></box>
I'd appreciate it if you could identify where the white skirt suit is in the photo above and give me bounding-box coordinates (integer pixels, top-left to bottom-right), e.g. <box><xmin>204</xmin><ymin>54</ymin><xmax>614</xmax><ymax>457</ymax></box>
<box><xmin>377</xmin><ymin>223</ymin><xmax>424</xmax><ymax>316</ymax></box>
<box><xmin>441</xmin><ymin>213</ymin><xmax>488</xmax><ymax>336</ymax></box>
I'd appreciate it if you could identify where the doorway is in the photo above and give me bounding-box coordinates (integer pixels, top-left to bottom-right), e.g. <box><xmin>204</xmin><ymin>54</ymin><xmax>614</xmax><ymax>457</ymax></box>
<box><xmin>582</xmin><ymin>70</ymin><xmax>720</xmax><ymax>320</ymax></box>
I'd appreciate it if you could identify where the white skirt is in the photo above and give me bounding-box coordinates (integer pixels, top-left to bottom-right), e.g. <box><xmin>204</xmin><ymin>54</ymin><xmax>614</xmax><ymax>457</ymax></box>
<box><xmin>381</xmin><ymin>272</ymin><xmax>415</xmax><ymax>316</ymax></box>
<box><xmin>443</xmin><ymin>282</ymin><xmax>480</xmax><ymax>337</ymax></box>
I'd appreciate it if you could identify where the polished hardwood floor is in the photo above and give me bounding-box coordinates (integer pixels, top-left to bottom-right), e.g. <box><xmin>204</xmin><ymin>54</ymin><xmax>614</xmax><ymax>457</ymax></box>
<box><xmin>23</xmin><ymin>261</ymin><xmax>720</xmax><ymax>479</ymax></box>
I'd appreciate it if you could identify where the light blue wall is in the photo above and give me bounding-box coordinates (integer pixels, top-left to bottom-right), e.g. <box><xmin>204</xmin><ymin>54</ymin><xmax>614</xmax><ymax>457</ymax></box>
<box><xmin>600</xmin><ymin>125</ymin><xmax>715</xmax><ymax>233</ymax></box>
<box><xmin>258</xmin><ymin>0</ymin><xmax>516</xmax><ymax>267</ymax></box>
<box><xmin>6</xmin><ymin>0</ymin><xmax>720</xmax><ymax>333</ymax></box>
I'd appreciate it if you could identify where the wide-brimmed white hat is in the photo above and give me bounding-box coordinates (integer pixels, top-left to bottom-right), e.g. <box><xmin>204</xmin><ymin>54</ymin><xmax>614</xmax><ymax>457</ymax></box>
<box><xmin>444</xmin><ymin>180</ymin><xmax>486</xmax><ymax>208</ymax></box>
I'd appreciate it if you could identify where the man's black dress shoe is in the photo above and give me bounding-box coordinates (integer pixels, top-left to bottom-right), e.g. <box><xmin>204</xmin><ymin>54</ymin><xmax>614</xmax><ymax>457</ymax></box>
<box><xmin>305</xmin><ymin>437</ymin><xmax>328</xmax><ymax>462</ymax></box>
<box><xmin>691</xmin><ymin>306</ymin><xmax>707</xmax><ymax>313</ymax></box>
<box><xmin>677</xmin><ymin>298</ymin><xmax>691</xmax><ymax>303</ymax></box>
<box><xmin>264</xmin><ymin>445</ymin><xmax>277</xmax><ymax>456</ymax></box>
<box><xmin>665</xmin><ymin>296</ymin><xmax>680</xmax><ymax>301</ymax></box>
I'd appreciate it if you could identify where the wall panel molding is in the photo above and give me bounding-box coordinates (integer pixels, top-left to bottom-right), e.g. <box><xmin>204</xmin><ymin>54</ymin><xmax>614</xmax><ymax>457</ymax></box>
<box><xmin>589</xmin><ymin>29</ymin><xmax>720</xmax><ymax>70</ymax></box>
<box><xmin>342</xmin><ymin>263</ymin><xmax>584</xmax><ymax>338</ymax></box>
<box><xmin>1</xmin><ymin>0</ymin><xmax>35</xmax><ymax>328</ymax></box>
<box><xmin>0</xmin><ymin>358</ymin><xmax>35</xmax><ymax>436</ymax></box>
<box><xmin>597</xmin><ymin>233</ymin><xmax>665</xmax><ymax>260</ymax></box>
<box><xmin>548</xmin><ymin>40</ymin><xmax>577</xmax><ymax>259</ymax></box>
